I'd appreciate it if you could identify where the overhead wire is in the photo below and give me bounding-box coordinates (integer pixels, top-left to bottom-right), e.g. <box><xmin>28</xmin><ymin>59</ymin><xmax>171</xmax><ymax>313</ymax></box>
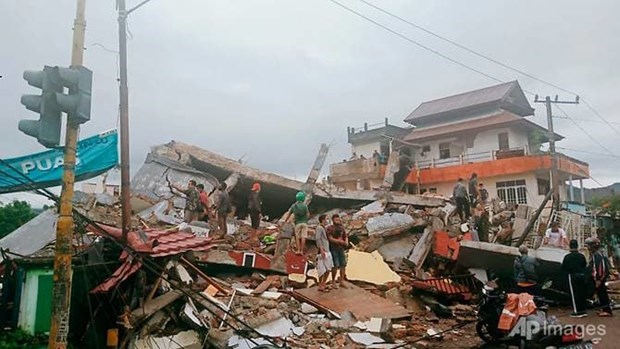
<box><xmin>555</xmin><ymin>105</ymin><xmax>617</xmax><ymax>157</ymax></box>
<box><xmin>354</xmin><ymin>0</ymin><xmax>620</xmax><ymax>136</ymax></box>
<box><xmin>0</xmin><ymin>158</ymin><xmax>282</xmax><ymax>348</ymax></box>
<box><xmin>330</xmin><ymin>0</ymin><xmax>620</xmax><ymax>151</ymax></box>
<box><xmin>326</xmin><ymin>0</ymin><xmax>503</xmax><ymax>84</ymax></box>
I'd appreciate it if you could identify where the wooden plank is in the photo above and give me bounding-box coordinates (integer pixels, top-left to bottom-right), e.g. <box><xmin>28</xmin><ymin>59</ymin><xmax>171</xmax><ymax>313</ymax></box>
<box><xmin>252</xmin><ymin>275</ymin><xmax>279</xmax><ymax>295</ymax></box>
<box><xmin>294</xmin><ymin>282</ymin><xmax>411</xmax><ymax>320</ymax></box>
<box><xmin>180</xmin><ymin>256</ymin><xmax>229</xmax><ymax>295</ymax></box>
<box><xmin>130</xmin><ymin>290</ymin><xmax>183</xmax><ymax>323</ymax></box>
<box><xmin>408</xmin><ymin>227</ymin><xmax>434</xmax><ymax>270</ymax></box>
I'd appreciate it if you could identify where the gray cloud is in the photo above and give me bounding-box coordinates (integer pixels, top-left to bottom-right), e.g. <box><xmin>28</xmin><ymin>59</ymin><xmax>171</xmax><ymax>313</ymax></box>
<box><xmin>1</xmin><ymin>0</ymin><xmax>618</xmax><ymax>201</ymax></box>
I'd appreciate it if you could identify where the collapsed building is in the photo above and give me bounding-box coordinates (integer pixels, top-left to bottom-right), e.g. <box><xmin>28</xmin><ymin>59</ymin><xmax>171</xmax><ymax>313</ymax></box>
<box><xmin>1</xmin><ymin>80</ymin><xmax>617</xmax><ymax>349</ymax></box>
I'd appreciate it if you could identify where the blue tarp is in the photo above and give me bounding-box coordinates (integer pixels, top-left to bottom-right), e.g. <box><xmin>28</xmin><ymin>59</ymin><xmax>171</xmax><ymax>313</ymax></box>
<box><xmin>0</xmin><ymin>129</ymin><xmax>118</xmax><ymax>193</ymax></box>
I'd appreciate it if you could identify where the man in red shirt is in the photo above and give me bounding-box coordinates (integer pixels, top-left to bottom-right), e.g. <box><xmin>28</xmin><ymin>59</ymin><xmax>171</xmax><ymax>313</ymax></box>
<box><xmin>196</xmin><ymin>184</ymin><xmax>210</xmax><ymax>221</ymax></box>
<box><xmin>327</xmin><ymin>214</ymin><xmax>349</xmax><ymax>289</ymax></box>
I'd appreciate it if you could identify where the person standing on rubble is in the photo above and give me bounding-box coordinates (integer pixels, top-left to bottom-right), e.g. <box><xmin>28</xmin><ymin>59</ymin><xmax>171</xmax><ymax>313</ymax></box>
<box><xmin>586</xmin><ymin>237</ymin><xmax>613</xmax><ymax>317</ymax></box>
<box><xmin>543</xmin><ymin>221</ymin><xmax>568</xmax><ymax>248</ymax></box>
<box><xmin>562</xmin><ymin>239</ymin><xmax>588</xmax><ymax>318</ymax></box>
<box><xmin>287</xmin><ymin>191</ymin><xmax>310</xmax><ymax>254</ymax></box>
<box><xmin>215</xmin><ymin>182</ymin><xmax>232</xmax><ymax>236</ymax></box>
<box><xmin>478</xmin><ymin>183</ymin><xmax>489</xmax><ymax>206</ymax></box>
<box><xmin>453</xmin><ymin>178</ymin><xmax>470</xmax><ymax>222</ymax></box>
<box><xmin>327</xmin><ymin>214</ymin><xmax>349</xmax><ymax>289</ymax></box>
<box><xmin>196</xmin><ymin>184</ymin><xmax>210</xmax><ymax>222</ymax></box>
<box><xmin>513</xmin><ymin>246</ymin><xmax>540</xmax><ymax>295</ymax></box>
<box><xmin>315</xmin><ymin>214</ymin><xmax>333</xmax><ymax>292</ymax></box>
<box><xmin>248</xmin><ymin>183</ymin><xmax>262</xmax><ymax>231</ymax></box>
<box><xmin>171</xmin><ymin>179</ymin><xmax>202</xmax><ymax>223</ymax></box>
<box><xmin>468</xmin><ymin>173</ymin><xmax>479</xmax><ymax>206</ymax></box>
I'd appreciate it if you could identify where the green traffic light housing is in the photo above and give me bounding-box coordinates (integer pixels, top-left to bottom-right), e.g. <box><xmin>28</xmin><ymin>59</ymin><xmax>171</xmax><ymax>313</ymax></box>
<box><xmin>19</xmin><ymin>65</ymin><xmax>92</xmax><ymax>148</ymax></box>
<box><xmin>19</xmin><ymin>66</ymin><xmax>63</xmax><ymax>148</ymax></box>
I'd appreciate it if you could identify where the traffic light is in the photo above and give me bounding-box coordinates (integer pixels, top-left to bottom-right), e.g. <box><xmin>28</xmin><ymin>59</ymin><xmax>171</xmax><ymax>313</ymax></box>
<box><xmin>19</xmin><ymin>66</ymin><xmax>63</xmax><ymax>148</ymax></box>
<box><xmin>19</xmin><ymin>65</ymin><xmax>92</xmax><ymax>148</ymax></box>
<box><xmin>56</xmin><ymin>66</ymin><xmax>92</xmax><ymax>124</ymax></box>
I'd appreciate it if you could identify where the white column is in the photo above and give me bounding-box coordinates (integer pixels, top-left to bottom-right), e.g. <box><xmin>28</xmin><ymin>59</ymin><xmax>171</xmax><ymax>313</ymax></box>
<box><xmin>580</xmin><ymin>179</ymin><xmax>585</xmax><ymax>204</ymax></box>
<box><xmin>569</xmin><ymin>174</ymin><xmax>574</xmax><ymax>202</ymax></box>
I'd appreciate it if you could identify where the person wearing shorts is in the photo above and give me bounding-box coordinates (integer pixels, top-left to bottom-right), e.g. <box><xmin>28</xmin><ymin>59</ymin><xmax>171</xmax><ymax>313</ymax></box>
<box><xmin>315</xmin><ymin>214</ymin><xmax>333</xmax><ymax>292</ymax></box>
<box><xmin>327</xmin><ymin>214</ymin><xmax>348</xmax><ymax>289</ymax></box>
<box><xmin>287</xmin><ymin>191</ymin><xmax>309</xmax><ymax>254</ymax></box>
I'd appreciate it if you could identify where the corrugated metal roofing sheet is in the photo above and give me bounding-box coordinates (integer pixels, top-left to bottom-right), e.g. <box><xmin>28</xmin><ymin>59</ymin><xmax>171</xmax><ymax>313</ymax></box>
<box><xmin>405</xmin><ymin>81</ymin><xmax>517</xmax><ymax>122</ymax></box>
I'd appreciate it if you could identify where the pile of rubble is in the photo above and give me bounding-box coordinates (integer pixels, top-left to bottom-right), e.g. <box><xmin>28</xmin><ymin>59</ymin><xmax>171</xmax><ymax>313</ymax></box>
<box><xmin>70</xmin><ymin>189</ymin><xmax>500</xmax><ymax>349</ymax></box>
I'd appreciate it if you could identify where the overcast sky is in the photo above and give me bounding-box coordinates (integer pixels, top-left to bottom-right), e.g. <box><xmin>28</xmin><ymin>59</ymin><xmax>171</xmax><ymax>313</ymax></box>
<box><xmin>1</xmin><ymin>0</ymin><xmax>619</xmax><ymax>206</ymax></box>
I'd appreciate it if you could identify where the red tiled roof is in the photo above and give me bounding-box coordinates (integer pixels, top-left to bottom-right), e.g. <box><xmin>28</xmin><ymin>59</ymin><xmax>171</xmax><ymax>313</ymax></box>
<box><xmin>90</xmin><ymin>224</ymin><xmax>214</xmax><ymax>258</ymax></box>
<box><xmin>90</xmin><ymin>225</ymin><xmax>214</xmax><ymax>293</ymax></box>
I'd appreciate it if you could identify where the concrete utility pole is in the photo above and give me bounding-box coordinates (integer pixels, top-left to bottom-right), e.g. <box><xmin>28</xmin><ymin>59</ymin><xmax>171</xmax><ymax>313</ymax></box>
<box><xmin>118</xmin><ymin>0</ymin><xmax>131</xmax><ymax>243</ymax></box>
<box><xmin>48</xmin><ymin>0</ymin><xmax>85</xmax><ymax>348</ymax></box>
<box><xmin>117</xmin><ymin>0</ymin><xmax>155</xmax><ymax>243</ymax></box>
<box><xmin>534</xmin><ymin>95</ymin><xmax>579</xmax><ymax>211</ymax></box>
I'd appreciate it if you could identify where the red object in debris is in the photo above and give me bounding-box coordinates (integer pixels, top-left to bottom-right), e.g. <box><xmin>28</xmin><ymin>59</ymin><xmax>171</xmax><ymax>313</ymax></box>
<box><xmin>90</xmin><ymin>224</ymin><xmax>214</xmax><ymax>258</ymax></box>
<box><xmin>91</xmin><ymin>258</ymin><xmax>142</xmax><ymax>293</ymax></box>
<box><xmin>285</xmin><ymin>251</ymin><xmax>308</xmax><ymax>275</ymax></box>
<box><xmin>89</xmin><ymin>224</ymin><xmax>214</xmax><ymax>293</ymax></box>
<box><xmin>433</xmin><ymin>231</ymin><xmax>472</xmax><ymax>260</ymax></box>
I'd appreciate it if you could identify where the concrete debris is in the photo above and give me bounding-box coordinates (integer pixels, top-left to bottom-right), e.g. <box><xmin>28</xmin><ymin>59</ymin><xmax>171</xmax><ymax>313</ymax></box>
<box><xmin>348</xmin><ymin>332</ymin><xmax>385</xmax><ymax>346</ymax></box>
<box><xmin>366</xmin><ymin>212</ymin><xmax>415</xmax><ymax>236</ymax></box>
<box><xmin>131</xmin><ymin>330</ymin><xmax>201</xmax><ymax>349</ymax></box>
<box><xmin>300</xmin><ymin>302</ymin><xmax>319</xmax><ymax>314</ymax></box>
<box><xmin>346</xmin><ymin>250</ymin><xmax>401</xmax><ymax>285</ymax></box>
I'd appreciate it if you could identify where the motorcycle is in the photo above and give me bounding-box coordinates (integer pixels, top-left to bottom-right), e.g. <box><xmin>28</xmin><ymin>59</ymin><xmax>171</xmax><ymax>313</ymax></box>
<box><xmin>476</xmin><ymin>284</ymin><xmax>593</xmax><ymax>349</ymax></box>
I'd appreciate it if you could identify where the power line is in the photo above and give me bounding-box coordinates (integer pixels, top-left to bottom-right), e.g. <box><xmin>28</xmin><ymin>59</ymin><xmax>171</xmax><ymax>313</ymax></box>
<box><xmin>554</xmin><ymin>115</ymin><xmax>620</xmax><ymax>126</ymax></box>
<box><xmin>353</xmin><ymin>0</ymin><xmax>620</xmax><ymax>136</ymax></box>
<box><xmin>327</xmin><ymin>0</ymin><xmax>503</xmax><ymax>84</ymax></box>
<box><xmin>557</xmin><ymin>147</ymin><xmax>620</xmax><ymax>159</ymax></box>
<box><xmin>581</xmin><ymin>98</ymin><xmax>620</xmax><ymax>136</ymax></box>
<box><xmin>355</xmin><ymin>0</ymin><xmax>579</xmax><ymax>96</ymax></box>
<box><xmin>555</xmin><ymin>105</ymin><xmax>617</xmax><ymax>157</ymax></box>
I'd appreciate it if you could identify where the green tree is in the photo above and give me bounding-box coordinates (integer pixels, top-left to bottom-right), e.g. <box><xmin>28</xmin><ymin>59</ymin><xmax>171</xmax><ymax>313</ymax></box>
<box><xmin>591</xmin><ymin>195</ymin><xmax>620</xmax><ymax>214</ymax></box>
<box><xmin>0</xmin><ymin>200</ymin><xmax>37</xmax><ymax>239</ymax></box>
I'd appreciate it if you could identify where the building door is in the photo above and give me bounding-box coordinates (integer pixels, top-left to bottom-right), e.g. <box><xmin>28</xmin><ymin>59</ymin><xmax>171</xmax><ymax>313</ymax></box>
<box><xmin>34</xmin><ymin>274</ymin><xmax>53</xmax><ymax>333</ymax></box>
<box><xmin>498</xmin><ymin>132</ymin><xmax>510</xmax><ymax>150</ymax></box>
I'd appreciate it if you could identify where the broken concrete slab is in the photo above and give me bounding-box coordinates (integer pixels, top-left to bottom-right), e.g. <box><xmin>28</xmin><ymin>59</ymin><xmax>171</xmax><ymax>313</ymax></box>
<box><xmin>301</xmin><ymin>303</ymin><xmax>319</xmax><ymax>314</ymax></box>
<box><xmin>366</xmin><ymin>213</ymin><xmax>415</xmax><ymax>236</ymax></box>
<box><xmin>348</xmin><ymin>332</ymin><xmax>385</xmax><ymax>346</ymax></box>
<box><xmin>457</xmin><ymin>241</ymin><xmax>565</xmax><ymax>277</ymax></box>
<box><xmin>346</xmin><ymin>250</ymin><xmax>401</xmax><ymax>285</ymax></box>
<box><xmin>132</xmin><ymin>330</ymin><xmax>201</xmax><ymax>349</ymax></box>
<box><xmin>377</xmin><ymin>234</ymin><xmax>416</xmax><ymax>263</ymax></box>
<box><xmin>255</xmin><ymin>315</ymin><xmax>295</xmax><ymax>338</ymax></box>
<box><xmin>353</xmin><ymin>200</ymin><xmax>386</xmax><ymax>219</ymax></box>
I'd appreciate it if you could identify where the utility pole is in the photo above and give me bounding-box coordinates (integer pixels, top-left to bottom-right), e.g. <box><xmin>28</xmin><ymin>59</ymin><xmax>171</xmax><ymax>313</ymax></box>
<box><xmin>117</xmin><ymin>0</ymin><xmax>155</xmax><ymax>243</ymax></box>
<box><xmin>49</xmin><ymin>0</ymin><xmax>86</xmax><ymax>348</ymax></box>
<box><xmin>117</xmin><ymin>0</ymin><xmax>131</xmax><ymax>243</ymax></box>
<box><xmin>534</xmin><ymin>94</ymin><xmax>579</xmax><ymax>212</ymax></box>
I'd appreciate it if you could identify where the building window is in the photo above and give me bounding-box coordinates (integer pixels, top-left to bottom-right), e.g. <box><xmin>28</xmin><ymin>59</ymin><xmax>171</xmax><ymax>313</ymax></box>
<box><xmin>498</xmin><ymin>132</ymin><xmax>509</xmax><ymax>150</ymax></box>
<box><xmin>496</xmin><ymin>179</ymin><xmax>527</xmax><ymax>204</ymax></box>
<box><xmin>537</xmin><ymin>178</ymin><xmax>550</xmax><ymax>195</ymax></box>
<box><xmin>439</xmin><ymin>142</ymin><xmax>451</xmax><ymax>159</ymax></box>
<box><xmin>429</xmin><ymin>188</ymin><xmax>437</xmax><ymax>194</ymax></box>
<box><xmin>421</xmin><ymin>145</ymin><xmax>431</xmax><ymax>153</ymax></box>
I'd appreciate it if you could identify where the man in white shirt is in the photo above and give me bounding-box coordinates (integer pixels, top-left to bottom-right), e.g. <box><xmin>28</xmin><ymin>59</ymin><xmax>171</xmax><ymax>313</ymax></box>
<box><xmin>544</xmin><ymin>221</ymin><xmax>567</xmax><ymax>248</ymax></box>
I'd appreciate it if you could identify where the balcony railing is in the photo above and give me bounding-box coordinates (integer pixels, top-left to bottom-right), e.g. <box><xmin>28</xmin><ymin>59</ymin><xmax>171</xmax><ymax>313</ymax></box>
<box><xmin>416</xmin><ymin>146</ymin><xmax>531</xmax><ymax>169</ymax></box>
